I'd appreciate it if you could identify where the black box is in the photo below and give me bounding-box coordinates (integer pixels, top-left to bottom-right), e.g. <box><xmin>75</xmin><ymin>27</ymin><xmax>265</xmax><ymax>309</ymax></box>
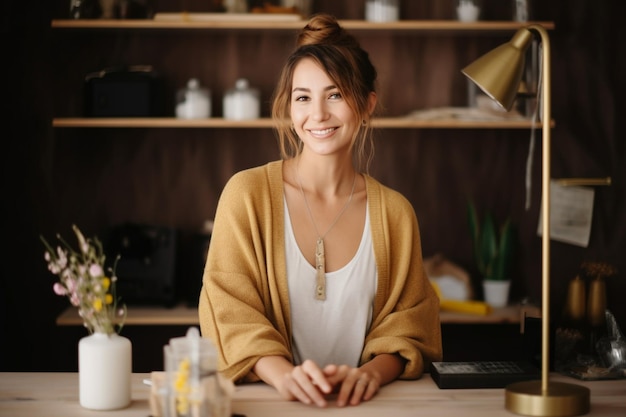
<box><xmin>84</xmin><ymin>66</ymin><xmax>164</xmax><ymax>117</ymax></box>
<box><xmin>430</xmin><ymin>361</ymin><xmax>541</xmax><ymax>389</ymax></box>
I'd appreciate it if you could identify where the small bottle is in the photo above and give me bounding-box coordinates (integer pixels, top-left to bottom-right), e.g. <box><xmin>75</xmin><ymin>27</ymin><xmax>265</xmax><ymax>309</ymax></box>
<box><xmin>513</xmin><ymin>0</ymin><xmax>530</xmax><ymax>22</ymax></box>
<box><xmin>563</xmin><ymin>275</ymin><xmax>586</xmax><ymax>323</ymax></box>
<box><xmin>176</xmin><ymin>78</ymin><xmax>211</xmax><ymax>119</ymax></box>
<box><xmin>223</xmin><ymin>79</ymin><xmax>260</xmax><ymax>120</ymax></box>
<box><xmin>586</xmin><ymin>276</ymin><xmax>608</xmax><ymax>355</ymax></box>
<box><xmin>587</xmin><ymin>276</ymin><xmax>607</xmax><ymax>328</ymax></box>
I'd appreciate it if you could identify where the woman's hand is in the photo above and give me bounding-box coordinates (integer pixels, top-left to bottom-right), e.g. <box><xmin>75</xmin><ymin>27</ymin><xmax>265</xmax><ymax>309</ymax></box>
<box><xmin>277</xmin><ymin>361</ymin><xmax>381</xmax><ymax>407</ymax></box>
<box><xmin>255</xmin><ymin>354</ymin><xmax>404</xmax><ymax>408</ymax></box>
<box><xmin>275</xmin><ymin>359</ymin><xmax>334</xmax><ymax>407</ymax></box>
<box><xmin>322</xmin><ymin>364</ymin><xmax>381</xmax><ymax>407</ymax></box>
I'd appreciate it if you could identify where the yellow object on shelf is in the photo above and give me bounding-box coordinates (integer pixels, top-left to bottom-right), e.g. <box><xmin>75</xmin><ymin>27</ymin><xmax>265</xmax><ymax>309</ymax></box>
<box><xmin>431</xmin><ymin>281</ymin><xmax>492</xmax><ymax>316</ymax></box>
<box><xmin>440</xmin><ymin>298</ymin><xmax>492</xmax><ymax>316</ymax></box>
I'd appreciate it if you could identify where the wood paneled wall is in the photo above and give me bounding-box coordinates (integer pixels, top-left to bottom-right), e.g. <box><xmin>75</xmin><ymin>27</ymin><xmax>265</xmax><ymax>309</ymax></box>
<box><xmin>1</xmin><ymin>0</ymin><xmax>624</xmax><ymax>371</ymax></box>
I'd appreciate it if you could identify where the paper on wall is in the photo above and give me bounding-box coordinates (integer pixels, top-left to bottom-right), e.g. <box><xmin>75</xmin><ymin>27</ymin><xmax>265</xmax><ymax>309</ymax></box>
<box><xmin>537</xmin><ymin>180</ymin><xmax>595</xmax><ymax>247</ymax></box>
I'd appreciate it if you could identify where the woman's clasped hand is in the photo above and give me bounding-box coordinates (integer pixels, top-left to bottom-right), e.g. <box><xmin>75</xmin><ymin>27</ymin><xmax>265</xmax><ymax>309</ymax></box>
<box><xmin>279</xmin><ymin>360</ymin><xmax>380</xmax><ymax>407</ymax></box>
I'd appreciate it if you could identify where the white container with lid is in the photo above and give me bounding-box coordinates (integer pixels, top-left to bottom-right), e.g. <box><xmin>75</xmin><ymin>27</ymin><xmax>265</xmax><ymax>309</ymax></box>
<box><xmin>365</xmin><ymin>0</ymin><xmax>400</xmax><ymax>23</ymax></box>
<box><xmin>223</xmin><ymin>78</ymin><xmax>260</xmax><ymax>120</ymax></box>
<box><xmin>456</xmin><ymin>0</ymin><xmax>481</xmax><ymax>22</ymax></box>
<box><xmin>176</xmin><ymin>78</ymin><xmax>211</xmax><ymax>119</ymax></box>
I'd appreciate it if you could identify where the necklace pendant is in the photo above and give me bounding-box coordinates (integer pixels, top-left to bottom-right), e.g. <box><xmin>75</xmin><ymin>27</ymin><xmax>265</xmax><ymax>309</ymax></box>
<box><xmin>315</xmin><ymin>238</ymin><xmax>326</xmax><ymax>300</ymax></box>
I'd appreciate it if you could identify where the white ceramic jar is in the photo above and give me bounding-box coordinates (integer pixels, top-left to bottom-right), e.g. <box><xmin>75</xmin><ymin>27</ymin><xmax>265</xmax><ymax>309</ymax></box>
<box><xmin>223</xmin><ymin>78</ymin><xmax>260</xmax><ymax>120</ymax></box>
<box><xmin>456</xmin><ymin>0</ymin><xmax>481</xmax><ymax>22</ymax></box>
<box><xmin>176</xmin><ymin>78</ymin><xmax>211</xmax><ymax>119</ymax></box>
<box><xmin>365</xmin><ymin>0</ymin><xmax>400</xmax><ymax>22</ymax></box>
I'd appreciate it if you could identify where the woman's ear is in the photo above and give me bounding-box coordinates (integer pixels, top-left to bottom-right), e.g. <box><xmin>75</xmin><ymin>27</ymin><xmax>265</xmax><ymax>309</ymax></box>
<box><xmin>367</xmin><ymin>92</ymin><xmax>378</xmax><ymax>115</ymax></box>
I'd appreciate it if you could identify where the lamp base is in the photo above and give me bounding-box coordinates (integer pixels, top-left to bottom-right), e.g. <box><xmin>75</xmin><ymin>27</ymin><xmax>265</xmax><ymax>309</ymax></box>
<box><xmin>505</xmin><ymin>380</ymin><xmax>590</xmax><ymax>416</ymax></box>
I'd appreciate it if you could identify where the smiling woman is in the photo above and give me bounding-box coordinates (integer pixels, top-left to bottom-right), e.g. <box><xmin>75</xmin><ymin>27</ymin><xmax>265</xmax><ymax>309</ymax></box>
<box><xmin>198</xmin><ymin>13</ymin><xmax>442</xmax><ymax>409</ymax></box>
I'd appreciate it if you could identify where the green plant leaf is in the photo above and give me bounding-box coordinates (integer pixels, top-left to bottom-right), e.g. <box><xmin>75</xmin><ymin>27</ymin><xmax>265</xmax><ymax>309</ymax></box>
<box><xmin>467</xmin><ymin>201</ymin><xmax>514</xmax><ymax>281</ymax></box>
<box><xmin>480</xmin><ymin>213</ymin><xmax>497</xmax><ymax>279</ymax></box>
<box><xmin>493</xmin><ymin>219</ymin><xmax>514</xmax><ymax>280</ymax></box>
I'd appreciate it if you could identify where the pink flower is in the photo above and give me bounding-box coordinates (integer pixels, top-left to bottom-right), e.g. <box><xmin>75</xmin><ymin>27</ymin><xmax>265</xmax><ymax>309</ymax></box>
<box><xmin>89</xmin><ymin>263</ymin><xmax>103</xmax><ymax>278</ymax></box>
<box><xmin>53</xmin><ymin>282</ymin><xmax>67</xmax><ymax>296</ymax></box>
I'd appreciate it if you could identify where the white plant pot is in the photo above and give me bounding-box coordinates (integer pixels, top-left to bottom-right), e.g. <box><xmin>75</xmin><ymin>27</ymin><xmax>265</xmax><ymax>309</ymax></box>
<box><xmin>483</xmin><ymin>280</ymin><xmax>511</xmax><ymax>308</ymax></box>
<box><xmin>79</xmin><ymin>332</ymin><xmax>132</xmax><ymax>410</ymax></box>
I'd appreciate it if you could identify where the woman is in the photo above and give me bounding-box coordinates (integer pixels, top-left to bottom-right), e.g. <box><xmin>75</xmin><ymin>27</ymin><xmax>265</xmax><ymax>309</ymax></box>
<box><xmin>199</xmin><ymin>13</ymin><xmax>442</xmax><ymax>408</ymax></box>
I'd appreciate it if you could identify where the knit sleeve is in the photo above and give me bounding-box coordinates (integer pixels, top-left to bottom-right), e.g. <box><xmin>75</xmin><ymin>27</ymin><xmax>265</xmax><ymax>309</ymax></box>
<box><xmin>198</xmin><ymin>164</ymin><xmax>292</xmax><ymax>383</ymax></box>
<box><xmin>361</xmin><ymin>179</ymin><xmax>443</xmax><ymax>379</ymax></box>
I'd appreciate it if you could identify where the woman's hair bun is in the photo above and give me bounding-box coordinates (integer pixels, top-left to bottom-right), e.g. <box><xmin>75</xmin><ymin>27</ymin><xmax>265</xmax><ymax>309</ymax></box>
<box><xmin>296</xmin><ymin>13</ymin><xmax>358</xmax><ymax>49</ymax></box>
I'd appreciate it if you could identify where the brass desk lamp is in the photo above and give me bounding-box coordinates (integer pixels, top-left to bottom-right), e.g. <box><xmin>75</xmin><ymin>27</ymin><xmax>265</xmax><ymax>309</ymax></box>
<box><xmin>462</xmin><ymin>24</ymin><xmax>591</xmax><ymax>416</ymax></box>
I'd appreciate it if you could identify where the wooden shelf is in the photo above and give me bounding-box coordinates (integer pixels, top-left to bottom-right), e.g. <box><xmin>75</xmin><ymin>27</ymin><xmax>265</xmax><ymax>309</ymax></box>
<box><xmin>51</xmin><ymin>18</ymin><xmax>554</xmax><ymax>32</ymax></box>
<box><xmin>52</xmin><ymin>117</ymin><xmax>547</xmax><ymax>129</ymax></box>
<box><xmin>56</xmin><ymin>304</ymin><xmax>200</xmax><ymax>326</ymax></box>
<box><xmin>56</xmin><ymin>303</ymin><xmax>540</xmax><ymax>326</ymax></box>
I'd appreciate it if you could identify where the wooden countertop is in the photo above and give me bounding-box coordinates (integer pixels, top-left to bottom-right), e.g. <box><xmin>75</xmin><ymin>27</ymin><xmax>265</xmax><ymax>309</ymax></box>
<box><xmin>0</xmin><ymin>372</ymin><xmax>623</xmax><ymax>417</ymax></box>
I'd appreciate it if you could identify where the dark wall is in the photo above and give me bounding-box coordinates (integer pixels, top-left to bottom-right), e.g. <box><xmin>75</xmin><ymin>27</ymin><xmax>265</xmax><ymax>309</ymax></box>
<box><xmin>1</xmin><ymin>0</ymin><xmax>624</xmax><ymax>371</ymax></box>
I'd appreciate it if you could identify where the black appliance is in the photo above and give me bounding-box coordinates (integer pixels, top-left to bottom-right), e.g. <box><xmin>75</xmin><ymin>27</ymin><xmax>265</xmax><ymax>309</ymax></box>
<box><xmin>105</xmin><ymin>223</ymin><xmax>177</xmax><ymax>306</ymax></box>
<box><xmin>84</xmin><ymin>66</ymin><xmax>165</xmax><ymax>117</ymax></box>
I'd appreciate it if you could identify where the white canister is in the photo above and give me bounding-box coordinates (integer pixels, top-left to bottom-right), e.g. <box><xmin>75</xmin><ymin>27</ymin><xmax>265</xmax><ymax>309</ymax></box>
<box><xmin>365</xmin><ymin>0</ymin><xmax>400</xmax><ymax>23</ymax></box>
<box><xmin>223</xmin><ymin>79</ymin><xmax>260</xmax><ymax>120</ymax></box>
<box><xmin>513</xmin><ymin>0</ymin><xmax>529</xmax><ymax>22</ymax></box>
<box><xmin>176</xmin><ymin>78</ymin><xmax>211</xmax><ymax>119</ymax></box>
<box><xmin>456</xmin><ymin>0</ymin><xmax>481</xmax><ymax>22</ymax></box>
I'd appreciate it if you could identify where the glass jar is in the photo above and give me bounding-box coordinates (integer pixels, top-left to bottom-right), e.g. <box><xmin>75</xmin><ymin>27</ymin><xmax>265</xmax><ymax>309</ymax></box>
<box><xmin>365</xmin><ymin>0</ymin><xmax>400</xmax><ymax>23</ymax></box>
<box><xmin>176</xmin><ymin>78</ymin><xmax>211</xmax><ymax>119</ymax></box>
<box><xmin>163</xmin><ymin>328</ymin><xmax>229</xmax><ymax>417</ymax></box>
<box><xmin>223</xmin><ymin>79</ymin><xmax>260</xmax><ymax>120</ymax></box>
<box><xmin>512</xmin><ymin>0</ymin><xmax>530</xmax><ymax>22</ymax></box>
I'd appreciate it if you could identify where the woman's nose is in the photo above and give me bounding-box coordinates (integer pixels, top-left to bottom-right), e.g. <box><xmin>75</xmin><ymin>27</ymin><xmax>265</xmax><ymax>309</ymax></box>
<box><xmin>310</xmin><ymin>100</ymin><xmax>329</xmax><ymax>122</ymax></box>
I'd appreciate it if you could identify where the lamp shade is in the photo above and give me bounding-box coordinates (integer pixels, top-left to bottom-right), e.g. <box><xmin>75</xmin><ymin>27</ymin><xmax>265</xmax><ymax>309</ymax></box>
<box><xmin>461</xmin><ymin>28</ymin><xmax>534</xmax><ymax>111</ymax></box>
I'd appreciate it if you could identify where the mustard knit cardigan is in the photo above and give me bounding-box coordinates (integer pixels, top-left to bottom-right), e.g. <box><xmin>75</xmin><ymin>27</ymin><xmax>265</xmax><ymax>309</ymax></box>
<box><xmin>199</xmin><ymin>160</ymin><xmax>442</xmax><ymax>383</ymax></box>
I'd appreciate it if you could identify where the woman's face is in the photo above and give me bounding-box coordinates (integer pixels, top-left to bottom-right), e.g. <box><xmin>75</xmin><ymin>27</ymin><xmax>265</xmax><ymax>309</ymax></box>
<box><xmin>290</xmin><ymin>58</ymin><xmax>358</xmax><ymax>157</ymax></box>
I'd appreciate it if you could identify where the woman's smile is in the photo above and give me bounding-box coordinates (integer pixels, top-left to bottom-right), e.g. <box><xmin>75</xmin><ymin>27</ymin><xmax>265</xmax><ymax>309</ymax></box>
<box><xmin>308</xmin><ymin>127</ymin><xmax>338</xmax><ymax>137</ymax></box>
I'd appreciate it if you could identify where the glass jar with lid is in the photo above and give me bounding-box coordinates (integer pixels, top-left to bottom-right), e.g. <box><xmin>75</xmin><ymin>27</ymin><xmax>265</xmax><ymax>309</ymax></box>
<box><xmin>365</xmin><ymin>0</ymin><xmax>400</xmax><ymax>22</ymax></box>
<box><xmin>176</xmin><ymin>78</ymin><xmax>211</xmax><ymax>119</ymax></box>
<box><xmin>456</xmin><ymin>0</ymin><xmax>482</xmax><ymax>22</ymax></box>
<box><xmin>223</xmin><ymin>78</ymin><xmax>260</xmax><ymax>120</ymax></box>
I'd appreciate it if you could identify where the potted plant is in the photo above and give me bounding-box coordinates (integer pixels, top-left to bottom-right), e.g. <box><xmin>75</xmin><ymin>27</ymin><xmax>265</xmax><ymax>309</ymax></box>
<box><xmin>467</xmin><ymin>202</ymin><xmax>515</xmax><ymax>307</ymax></box>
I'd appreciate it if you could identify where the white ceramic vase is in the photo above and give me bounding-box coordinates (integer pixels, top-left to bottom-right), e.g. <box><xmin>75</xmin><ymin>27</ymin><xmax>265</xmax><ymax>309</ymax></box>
<box><xmin>79</xmin><ymin>332</ymin><xmax>132</xmax><ymax>410</ymax></box>
<box><xmin>482</xmin><ymin>280</ymin><xmax>511</xmax><ymax>308</ymax></box>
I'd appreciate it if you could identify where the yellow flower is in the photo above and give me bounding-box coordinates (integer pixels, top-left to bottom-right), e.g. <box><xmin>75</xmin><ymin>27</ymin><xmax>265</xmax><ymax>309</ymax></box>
<box><xmin>175</xmin><ymin>357</ymin><xmax>191</xmax><ymax>415</ymax></box>
<box><xmin>93</xmin><ymin>298</ymin><xmax>103</xmax><ymax>312</ymax></box>
<box><xmin>102</xmin><ymin>277</ymin><xmax>111</xmax><ymax>290</ymax></box>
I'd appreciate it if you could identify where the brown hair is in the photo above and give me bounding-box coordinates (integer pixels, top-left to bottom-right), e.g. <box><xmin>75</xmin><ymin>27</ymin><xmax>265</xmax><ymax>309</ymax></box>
<box><xmin>271</xmin><ymin>13</ymin><xmax>378</xmax><ymax>172</ymax></box>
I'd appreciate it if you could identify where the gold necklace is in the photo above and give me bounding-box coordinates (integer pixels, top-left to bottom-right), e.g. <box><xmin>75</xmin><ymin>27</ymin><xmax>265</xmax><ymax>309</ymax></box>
<box><xmin>295</xmin><ymin>161</ymin><xmax>357</xmax><ymax>301</ymax></box>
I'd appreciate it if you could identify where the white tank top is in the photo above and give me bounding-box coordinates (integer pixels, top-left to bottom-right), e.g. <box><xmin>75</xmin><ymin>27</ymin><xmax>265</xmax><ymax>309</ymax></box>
<box><xmin>284</xmin><ymin>198</ymin><xmax>377</xmax><ymax>367</ymax></box>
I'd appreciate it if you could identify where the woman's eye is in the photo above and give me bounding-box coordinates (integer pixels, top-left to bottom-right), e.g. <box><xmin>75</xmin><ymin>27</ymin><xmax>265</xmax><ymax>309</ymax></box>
<box><xmin>294</xmin><ymin>95</ymin><xmax>309</xmax><ymax>102</ymax></box>
<box><xmin>329</xmin><ymin>92</ymin><xmax>342</xmax><ymax>100</ymax></box>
